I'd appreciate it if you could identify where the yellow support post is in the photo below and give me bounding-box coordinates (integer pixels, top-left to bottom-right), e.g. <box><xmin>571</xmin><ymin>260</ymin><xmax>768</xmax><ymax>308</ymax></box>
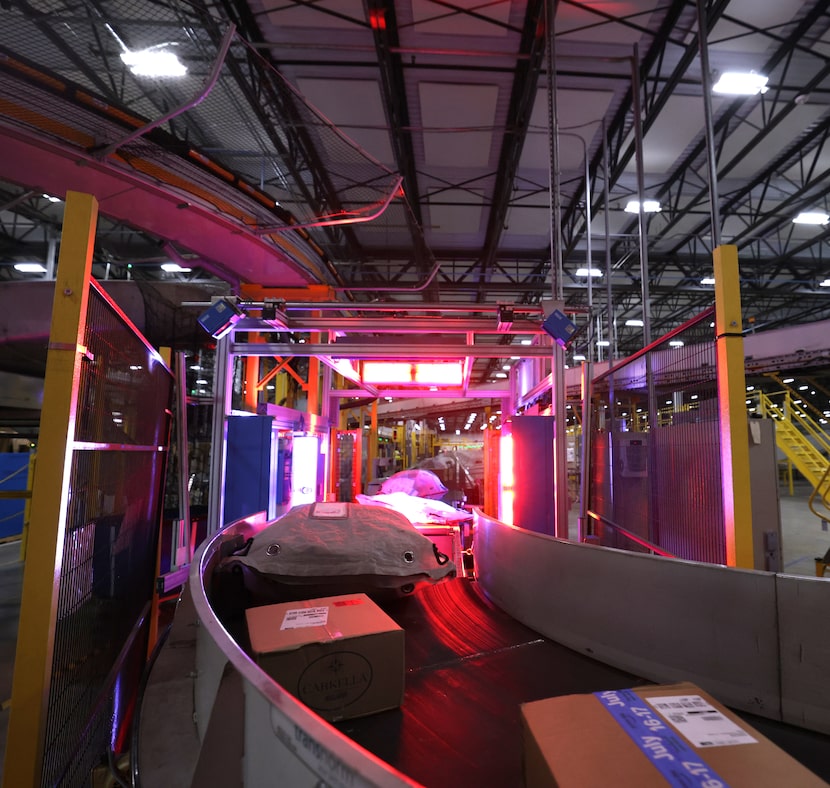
<box><xmin>307</xmin><ymin>353</ymin><xmax>320</xmax><ymax>415</ymax></box>
<box><xmin>4</xmin><ymin>191</ymin><xmax>98</xmax><ymax>788</ymax></box>
<box><xmin>713</xmin><ymin>245</ymin><xmax>754</xmax><ymax>568</ymax></box>
<box><xmin>244</xmin><ymin>355</ymin><xmax>259</xmax><ymax>411</ymax></box>
<box><xmin>368</xmin><ymin>401</ymin><xmax>378</xmax><ymax>488</ymax></box>
<box><xmin>483</xmin><ymin>427</ymin><xmax>499</xmax><ymax>517</ymax></box>
<box><xmin>18</xmin><ymin>451</ymin><xmax>36</xmax><ymax>563</ymax></box>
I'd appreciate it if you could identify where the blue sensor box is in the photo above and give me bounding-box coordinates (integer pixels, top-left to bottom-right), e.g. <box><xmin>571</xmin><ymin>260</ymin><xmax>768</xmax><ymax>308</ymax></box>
<box><xmin>541</xmin><ymin>309</ymin><xmax>577</xmax><ymax>347</ymax></box>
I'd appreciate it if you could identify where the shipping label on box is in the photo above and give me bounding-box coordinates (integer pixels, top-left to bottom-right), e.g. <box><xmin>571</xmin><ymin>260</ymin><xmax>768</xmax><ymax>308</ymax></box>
<box><xmin>246</xmin><ymin>593</ymin><xmax>404</xmax><ymax>722</ymax></box>
<box><xmin>521</xmin><ymin>682</ymin><xmax>828</xmax><ymax>788</ymax></box>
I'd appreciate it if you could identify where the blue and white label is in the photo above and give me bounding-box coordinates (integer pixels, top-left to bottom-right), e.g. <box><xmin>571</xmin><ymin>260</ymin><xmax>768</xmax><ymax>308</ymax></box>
<box><xmin>595</xmin><ymin>689</ymin><xmax>748</xmax><ymax>788</ymax></box>
<box><xmin>646</xmin><ymin>695</ymin><xmax>757</xmax><ymax>749</ymax></box>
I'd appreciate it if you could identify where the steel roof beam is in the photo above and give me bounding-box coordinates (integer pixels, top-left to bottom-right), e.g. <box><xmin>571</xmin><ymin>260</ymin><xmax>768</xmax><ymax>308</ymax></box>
<box><xmin>211</xmin><ymin>0</ymin><xmax>366</xmax><ymax>268</ymax></box>
<box><xmin>365</xmin><ymin>0</ymin><xmax>438</xmax><ymax>299</ymax></box>
<box><xmin>474</xmin><ymin>0</ymin><xmax>546</xmax><ymax>304</ymax></box>
<box><xmin>612</xmin><ymin>1</ymin><xmax>830</xmax><ymax>261</ymax></box>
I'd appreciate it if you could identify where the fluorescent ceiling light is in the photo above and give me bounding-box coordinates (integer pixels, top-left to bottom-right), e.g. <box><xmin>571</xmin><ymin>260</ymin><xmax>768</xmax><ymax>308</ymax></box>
<box><xmin>42</xmin><ymin>193</ymin><xmax>61</xmax><ymax>203</ymax></box>
<box><xmin>14</xmin><ymin>262</ymin><xmax>46</xmax><ymax>273</ymax></box>
<box><xmin>793</xmin><ymin>211</ymin><xmax>829</xmax><ymax>225</ymax></box>
<box><xmin>121</xmin><ymin>48</ymin><xmax>187</xmax><ymax>78</ymax></box>
<box><xmin>820</xmin><ymin>279</ymin><xmax>830</xmax><ymax>287</ymax></box>
<box><xmin>712</xmin><ymin>71</ymin><xmax>768</xmax><ymax>96</ymax></box>
<box><xmin>573</xmin><ymin>354</ymin><xmax>586</xmax><ymax>361</ymax></box>
<box><xmin>624</xmin><ymin>199</ymin><xmax>661</xmax><ymax>214</ymax></box>
<box><xmin>596</xmin><ymin>340</ymin><xmax>610</xmax><ymax>347</ymax></box>
<box><xmin>625</xmin><ymin>319</ymin><xmax>644</xmax><ymax>327</ymax></box>
<box><xmin>575</xmin><ymin>267</ymin><xmax>602</xmax><ymax>277</ymax></box>
<box><xmin>161</xmin><ymin>262</ymin><xmax>192</xmax><ymax>273</ymax></box>
<box><xmin>669</xmin><ymin>340</ymin><xmax>684</xmax><ymax>348</ymax></box>
<box><xmin>701</xmin><ymin>277</ymin><xmax>716</xmax><ymax>285</ymax></box>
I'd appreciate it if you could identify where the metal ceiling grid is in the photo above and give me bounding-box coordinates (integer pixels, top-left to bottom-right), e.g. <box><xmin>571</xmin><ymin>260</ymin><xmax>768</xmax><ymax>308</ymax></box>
<box><xmin>0</xmin><ymin>0</ymin><xmax>828</xmax><ymax>409</ymax></box>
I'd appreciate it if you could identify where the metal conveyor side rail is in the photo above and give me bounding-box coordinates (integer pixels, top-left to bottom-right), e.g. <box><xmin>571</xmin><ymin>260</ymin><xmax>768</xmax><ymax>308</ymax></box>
<box><xmin>473</xmin><ymin>508</ymin><xmax>830</xmax><ymax>736</ymax></box>
<box><xmin>189</xmin><ymin>512</ymin><xmax>423</xmax><ymax>788</ymax></box>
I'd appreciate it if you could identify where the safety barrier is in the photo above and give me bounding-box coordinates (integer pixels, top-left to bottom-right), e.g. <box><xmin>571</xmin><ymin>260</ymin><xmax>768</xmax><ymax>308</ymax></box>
<box><xmin>187</xmin><ymin>511</ymin><xmax>420</xmax><ymax>788</ymax></box>
<box><xmin>172</xmin><ymin>505</ymin><xmax>830</xmax><ymax>787</ymax></box>
<box><xmin>474</xmin><ymin>509</ymin><xmax>830</xmax><ymax>735</ymax></box>
<box><xmin>3</xmin><ymin>194</ymin><xmax>175</xmax><ymax>788</ymax></box>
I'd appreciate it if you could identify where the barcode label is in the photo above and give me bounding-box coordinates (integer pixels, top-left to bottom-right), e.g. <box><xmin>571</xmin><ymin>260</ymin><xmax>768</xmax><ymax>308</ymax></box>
<box><xmin>281</xmin><ymin>606</ymin><xmax>329</xmax><ymax>630</ymax></box>
<box><xmin>646</xmin><ymin>695</ymin><xmax>758</xmax><ymax>748</ymax></box>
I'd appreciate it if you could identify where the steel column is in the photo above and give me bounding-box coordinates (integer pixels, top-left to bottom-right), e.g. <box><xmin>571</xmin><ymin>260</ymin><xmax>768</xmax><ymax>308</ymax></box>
<box><xmin>714</xmin><ymin>244</ymin><xmax>754</xmax><ymax>568</ymax></box>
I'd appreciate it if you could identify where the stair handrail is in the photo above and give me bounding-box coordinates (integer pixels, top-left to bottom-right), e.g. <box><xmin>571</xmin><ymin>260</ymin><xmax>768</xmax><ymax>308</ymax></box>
<box><xmin>808</xmin><ymin>462</ymin><xmax>830</xmax><ymax>521</ymax></box>
<box><xmin>760</xmin><ymin>390</ymin><xmax>830</xmax><ymax>456</ymax></box>
<box><xmin>765</xmin><ymin>373</ymin><xmax>830</xmax><ymax>424</ymax></box>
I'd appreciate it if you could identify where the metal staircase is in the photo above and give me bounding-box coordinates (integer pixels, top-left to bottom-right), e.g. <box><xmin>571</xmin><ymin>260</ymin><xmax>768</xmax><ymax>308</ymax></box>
<box><xmin>756</xmin><ymin>389</ymin><xmax>830</xmax><ymax>575</ymax></box>
<box><xmin>757</xmin><ymin>390</ymin><xmax>830</xmax><ymax>492</ymax></box>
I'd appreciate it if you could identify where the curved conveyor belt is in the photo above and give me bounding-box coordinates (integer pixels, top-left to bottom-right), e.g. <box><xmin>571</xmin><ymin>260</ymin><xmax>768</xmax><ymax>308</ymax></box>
<box><xmin>138</xmin><ymin>512</ymin><xmax>830</xmax><ymax>787</ymax></box>
<box><xmin>330</xmin><ymin>576</ymin><xmax>642</xmax><ymax>787</ymax></box>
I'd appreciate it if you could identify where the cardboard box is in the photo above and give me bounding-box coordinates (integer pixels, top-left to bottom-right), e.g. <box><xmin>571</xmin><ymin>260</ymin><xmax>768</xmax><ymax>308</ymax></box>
<box><xmin>521</xmin><ymin>682</ymin><xmax>827</xmax><ymax>787</ymax></box>
<box><xmin>245</xmin><ymin>593</ymin><xmax>404</xmax><ymax>722</ymax></box>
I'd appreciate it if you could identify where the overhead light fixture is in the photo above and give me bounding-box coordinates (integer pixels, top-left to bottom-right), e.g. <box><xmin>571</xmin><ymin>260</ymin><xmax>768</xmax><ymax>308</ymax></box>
<box><xmin>42</xmin><ymin>193</ymin><xmax>61</xmax><ymax>203</ymax></box>
<box><xmin>624</xmin><ymin>199</ymin><xmax>661</xmax><ymax>214</ymax></box>
<box><xmin>361</xmin><ymin>361</ymin><xmax>464</xmax><ymax>387</ymax></box>
<box><xmin>701</xmin><ymin>277</ymin><xmax>716</xmax><ymax>285</ymax></box>
<box><xmin>596</xmin><ymin>340</ymin><xmax>610</xmax><ymax>347</ymax></box>
<box><xmin>161</xmin><ymin>262</ymin><xmax>191</xmax><ymax>273</ymax></box>
<box><xmin>14</xmin><ymin>262</ymin><xmax>47</xmax><ymax>273</ymax></box>
<box><xmin>573</xmin><ymin>354</ymin><xmax>586</xmax><ymax>362</ymax></box>
<box><xmin>669</xmin><ymin>340</ymin><xmax>685</xmax><ymax>348</ymax></box>
<box><xmin>820</xmin><ymin>279</ymin><xmax>830</xmax><ymax>287</ymax></box>
<box><xmin>793</xmin><ymin>211</ymin><xmax>829</xmax><ymax>225</ymax></box>
<box><xmin>625</xmin><ymin>319</ymin><xmax>644</xmax><ymax>327</ymax></box>
<box><xmin>414</xmin><ymin>362</ymin><xmax>464</xmax><ymax>386</ymax></box>
<box><xmin>712</xmin><ymin>71</ymin><xmax>769</xmax><ymax>96</ymax></box>
<box><xmin>120</xmin><ymin>48</ymin><xmax>187</xmax><ymax>78</ymax></box>
<box><xmin>575</xmin><ymin>267</ymin><xmax>602</xmax><ymax>277</ymax></box>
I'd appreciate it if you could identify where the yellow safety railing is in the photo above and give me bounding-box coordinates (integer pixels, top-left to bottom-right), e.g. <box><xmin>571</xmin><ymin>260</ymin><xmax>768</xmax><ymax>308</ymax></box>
<box><xmin>758</xmin><ymin>389</ymin><xmax>830</xmax><ymax>456</ymax></box>
<box><xmin>756</xmin><ymin>389</ymin><xmax>830</xmax><ymax>576</ymax></box>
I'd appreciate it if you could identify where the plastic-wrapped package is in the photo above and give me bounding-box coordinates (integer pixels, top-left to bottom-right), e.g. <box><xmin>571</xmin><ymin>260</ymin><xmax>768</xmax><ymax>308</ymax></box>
<box><xmin>219</xmin><ymin>501</ymin><xmax>456</xmax><ymax>601</ymax></box>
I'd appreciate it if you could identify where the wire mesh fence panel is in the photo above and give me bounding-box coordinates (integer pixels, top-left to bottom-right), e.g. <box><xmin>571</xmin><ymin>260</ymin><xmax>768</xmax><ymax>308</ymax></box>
<box><xmin>588</xmin><ymin>308</ymin><xmax>725</xmax><ymax>562</ymax></box>
<box><xmin>40</xmin><ymin>283</ymin><xmax>173</xmax><ymax>787</ymax></box>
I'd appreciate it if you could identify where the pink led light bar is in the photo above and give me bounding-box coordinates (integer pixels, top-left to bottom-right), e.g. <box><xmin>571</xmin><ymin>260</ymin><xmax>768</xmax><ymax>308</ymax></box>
<box><xmin>361</xmin><ymin>361</ymin><xmax>464</xmax><ymax>386</ymax></box>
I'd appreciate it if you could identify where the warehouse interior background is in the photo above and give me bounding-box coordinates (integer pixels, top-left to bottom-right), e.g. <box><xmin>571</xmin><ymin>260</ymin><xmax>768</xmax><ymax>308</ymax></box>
<box><xmin>0</xmin><ymin>0</ymin><xmax>829</xmax><ymax>438</ymax></box>
<box><xmin>2</xmin><ymin>1</ymin><xmax>830</xmax><ymax>786</ymax></box>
